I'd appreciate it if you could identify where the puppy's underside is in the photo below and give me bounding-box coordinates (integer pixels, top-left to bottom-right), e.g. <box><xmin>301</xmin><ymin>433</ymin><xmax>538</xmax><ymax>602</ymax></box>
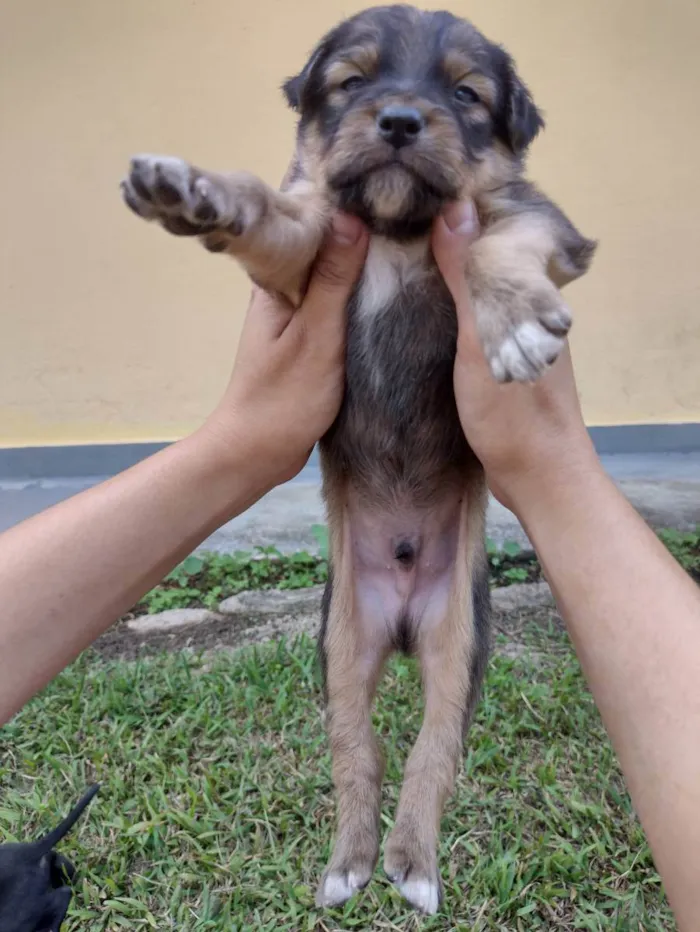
<box><xmin>121</xmin><ymin>4</ymin><xmax>595</xmax><ymax>916</ymax></box>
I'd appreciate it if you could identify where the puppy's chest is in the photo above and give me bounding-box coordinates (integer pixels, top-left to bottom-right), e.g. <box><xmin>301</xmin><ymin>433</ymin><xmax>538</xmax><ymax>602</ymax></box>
<box><xmin>323</xmin><ymin>235</ymin><xmax>468</xmax><ymax>488</ymax></box>
<box><xmin>346</xmin><ymin>236</ymin><xmax>457</xmax><ymax>403</ymax></box>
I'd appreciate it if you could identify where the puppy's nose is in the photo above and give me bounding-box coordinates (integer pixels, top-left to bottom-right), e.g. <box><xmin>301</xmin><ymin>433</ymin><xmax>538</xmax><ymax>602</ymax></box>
<box><xmin>377</xmin><ymin>106</ymin><xmax>424</xmax><ymax>148</ymax></box>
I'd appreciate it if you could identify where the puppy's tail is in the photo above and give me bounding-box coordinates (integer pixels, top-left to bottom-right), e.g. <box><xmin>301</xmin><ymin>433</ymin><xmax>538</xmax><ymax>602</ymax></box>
<box><xmin>34</xmin><ymin>784</ymin><xmax>100</xmax><ymax>855</ymax></box>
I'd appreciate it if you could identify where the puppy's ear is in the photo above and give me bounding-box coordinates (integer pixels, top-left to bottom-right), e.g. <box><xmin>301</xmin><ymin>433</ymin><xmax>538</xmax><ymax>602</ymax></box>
<box><xmin>282</xmin><ymin>41</ymin><xmax>329</xmax><ymax>113</ymax></box>
<box><xmin>282</xmin><ymin>75</ymin><xmax>303</xmax><ymax>111</ymax></box>
<box><xmin>496</xmin><ymin>48</ymin><xmax>545</xmax><ymax>153</ymax></box>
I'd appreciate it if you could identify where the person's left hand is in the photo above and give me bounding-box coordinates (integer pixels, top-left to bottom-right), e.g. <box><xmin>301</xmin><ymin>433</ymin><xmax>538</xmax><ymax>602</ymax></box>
<box><xmin>203</xmin><ymin>211</ymin><xmax>369</xmax><ymax>489</ymax></box>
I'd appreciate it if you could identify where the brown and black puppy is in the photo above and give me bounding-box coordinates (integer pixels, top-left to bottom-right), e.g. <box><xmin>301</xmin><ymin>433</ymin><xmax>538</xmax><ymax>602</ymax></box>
<box><xmin>121</xmin><ymin>4</ymin><xmax>595</xmax><ymax>914</ymax></box>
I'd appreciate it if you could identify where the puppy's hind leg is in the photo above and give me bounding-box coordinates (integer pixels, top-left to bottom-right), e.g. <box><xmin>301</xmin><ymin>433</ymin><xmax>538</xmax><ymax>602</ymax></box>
<box><xmin>316</xmin><ymin>492</ymin><xmax>391</xmax><ymax>908</ymax></box>
<box><xmin>384</xmin><ymin>479</ymin><xmax>491</xmax><ymax>915</ymax></box>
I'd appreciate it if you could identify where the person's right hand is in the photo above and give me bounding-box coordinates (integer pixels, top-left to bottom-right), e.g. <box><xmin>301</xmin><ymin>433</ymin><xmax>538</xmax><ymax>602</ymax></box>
<box><xmin>431</xmin><ymin>201</ymin><xmax>599</xmax><ymax>512</ymax></box>
<box><xmin>202</xmin><ymin>211</ymin><xmax>368</xmax><ymax>493</ymax></box>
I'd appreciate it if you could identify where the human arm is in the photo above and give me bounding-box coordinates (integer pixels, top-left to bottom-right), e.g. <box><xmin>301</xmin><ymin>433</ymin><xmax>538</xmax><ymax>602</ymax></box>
<box><xmin>432</xmin><ymin>202</ymin><xmax>700</xmax><ymax>931</ymax></box>
<box><xmin>0</xmin><ymin>212</ymin><xmax>368</xmax><ymax>727</ymax></box>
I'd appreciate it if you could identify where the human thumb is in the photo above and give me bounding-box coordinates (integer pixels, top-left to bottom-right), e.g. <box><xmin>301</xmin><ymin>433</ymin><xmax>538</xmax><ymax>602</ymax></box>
<box><xmin>432</xmin><ymin>200</ymin><xmax>480</xmax><ymax>303</ymax></box>
<box><xmin>302</xmin><ymin>212</ymin><xmax>368</xmax><ymax>312</ymax></box>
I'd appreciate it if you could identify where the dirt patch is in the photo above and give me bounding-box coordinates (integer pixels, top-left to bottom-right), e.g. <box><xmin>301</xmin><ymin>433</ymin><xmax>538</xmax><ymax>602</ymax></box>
<box><xmin>92</xmin><ymin>610</ymin><xmax>312</xmax><ymax>661</ymax></box>
<box><xmin>492</xmin><ymin>603</ymin><xmax>566</xmax><ymax>661</ymax></box>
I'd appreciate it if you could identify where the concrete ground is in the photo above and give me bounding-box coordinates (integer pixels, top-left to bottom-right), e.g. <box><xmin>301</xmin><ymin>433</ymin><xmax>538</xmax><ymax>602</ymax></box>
<box><xmin>1</xmin><ymin>450</ymin><xmax>698</xmax><ymax>553</ymax></box>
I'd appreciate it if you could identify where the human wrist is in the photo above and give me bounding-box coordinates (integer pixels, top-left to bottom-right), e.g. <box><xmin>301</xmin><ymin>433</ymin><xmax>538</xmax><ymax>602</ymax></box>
<box><xmin>180</xmin><ymin>413</ymin><xmax>282</xmax><ymax>520</ymax></box>
<box><xmin>491</xmin><ymin>428</ymin><xmax>603</xmax><ymax>522</ymax></box>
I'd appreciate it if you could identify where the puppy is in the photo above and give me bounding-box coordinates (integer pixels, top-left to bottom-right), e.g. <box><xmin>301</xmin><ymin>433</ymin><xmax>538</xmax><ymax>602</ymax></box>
<box><xmin>0</xmin><ymin>784</ymin><xmax>99</xmax><ymax>931</ymax></box>
<box><xmin>121</xmin><ymin>4</ymin><xmax>595</xmax><ymax>914</ymax></box>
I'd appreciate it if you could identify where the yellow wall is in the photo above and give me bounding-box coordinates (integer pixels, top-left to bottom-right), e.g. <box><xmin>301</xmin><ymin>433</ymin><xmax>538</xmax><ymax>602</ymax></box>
<box><xmin>1</xmin><ymin>0</ymin><xmax>699</xmax><ymax>447</ymax></box>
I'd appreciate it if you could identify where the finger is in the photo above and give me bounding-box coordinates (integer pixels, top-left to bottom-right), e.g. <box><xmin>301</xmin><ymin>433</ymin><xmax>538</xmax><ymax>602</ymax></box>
<box><xmin>297</xmin><ymin>212</ymin><xmax>369</xmax><ymax>332</ymax></box>
<box><xmin>432</xmin><ymin>200</ymin><xmax>479</xmax><ymax>300</ymax></box>
<box><xmin>431</xmin><ymin>200</ymin><xmax>485</xmax><ymax>363</ymax></box>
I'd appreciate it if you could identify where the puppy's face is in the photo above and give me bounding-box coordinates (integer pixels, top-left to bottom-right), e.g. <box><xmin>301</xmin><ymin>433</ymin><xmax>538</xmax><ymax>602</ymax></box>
<box><xmin>284</xmin><ymin>5</ymin><xmax>544</xmax><ymax>238</ymax></box>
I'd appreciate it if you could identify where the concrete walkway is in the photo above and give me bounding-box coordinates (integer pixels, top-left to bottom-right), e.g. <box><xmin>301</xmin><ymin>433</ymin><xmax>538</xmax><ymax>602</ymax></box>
<box><xmin>1</xmin><ymin>451</ymin><xmax>698</xmax><ymax>553</ymax></box>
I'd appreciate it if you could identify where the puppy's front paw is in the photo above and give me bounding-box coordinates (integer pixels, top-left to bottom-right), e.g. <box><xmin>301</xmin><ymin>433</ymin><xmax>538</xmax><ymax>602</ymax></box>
<box><xmin>477</xmin><ymin>282</ymin><xmax>572</xmax><ymax>383</ymax></box>
<box><xmin>120</xmin><ymin>155</ymin><xmax>264</xmax><ymax>251</ymax></box>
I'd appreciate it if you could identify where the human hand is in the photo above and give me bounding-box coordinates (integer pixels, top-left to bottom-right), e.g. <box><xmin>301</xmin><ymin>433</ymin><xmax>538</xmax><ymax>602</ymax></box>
<box><xmin>202</xmin><ymin>211</ymin><xmax>368</xmax><ymax>491</ymax></box>
<box><xmin>431</xmin><ymin>201</ymin><xmax>598</xmax><ymax>512</ymax></box>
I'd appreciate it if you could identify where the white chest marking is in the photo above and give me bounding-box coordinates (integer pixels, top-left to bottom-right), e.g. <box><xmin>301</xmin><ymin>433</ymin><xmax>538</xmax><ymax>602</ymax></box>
<box><xmin>357</xmin><ymin>235</ymin><xmax>430</xmax><ymax>320</ymax></box>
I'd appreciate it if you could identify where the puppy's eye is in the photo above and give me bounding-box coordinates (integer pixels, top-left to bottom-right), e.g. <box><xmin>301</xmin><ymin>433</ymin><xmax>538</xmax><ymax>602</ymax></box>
<box><xmin>340</xmin><ymin>75</ymin><xmax>366</xmax><ymax>92</ymax></box>
<box><xmin>454</xmin><ymin>85</ymin><xmax>480</xmax><ymax>105</ymax></box>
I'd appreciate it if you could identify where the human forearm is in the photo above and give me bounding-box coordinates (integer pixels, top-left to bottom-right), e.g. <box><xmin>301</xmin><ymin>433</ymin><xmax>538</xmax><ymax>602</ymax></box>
<box><xmin>0</xmin><ymin>211</ymin><xmax>367</xmax><ymax>726</ymax></box>
<box><xmin>511</xmin><ymin>460</ymin><xmax>700</xmax><ymax>930</ymax></box>
<box><xmin>433</xmin><ymin>200</ymin><xmax>700</xmax><ymax>928</ymax></box>
<box><xmin>0</xmin><ymin>425</ymin><xmax>267</xmax><ymax>725</ymax></box>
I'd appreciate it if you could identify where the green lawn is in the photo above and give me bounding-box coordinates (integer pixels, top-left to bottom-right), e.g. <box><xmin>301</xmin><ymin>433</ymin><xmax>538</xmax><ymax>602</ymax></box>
<box><xmin>0</xmin><ymin>622</ymin><xmax>672</xmax><ymax>931</ymax></box>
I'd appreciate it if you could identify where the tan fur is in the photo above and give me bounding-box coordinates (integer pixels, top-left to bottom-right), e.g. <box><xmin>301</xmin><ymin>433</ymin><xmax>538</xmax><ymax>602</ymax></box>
<box><xmin>461</xmin><ymin>142</ymin><xmax>518</xmax><ymax>197</ymax></box>
<box><xmin>196</xmin><ymin>174</ymin><xmax>329</xmax><ymax>306</ymax></box>
<box><xmin>294</xmin><ymin>124</ymin><xmax>326</xmax><ymax>190</ymax></box>
<box><xmin>364</xmin><ymin>168</ymin><xmax>415</xmax><ymax>219</ymax></box>
<box><xmin>316</xmin><ymin>483</ymin><xmax>389</xmax><ymax>902</ymax></box>
<box><xmin>223</xmin><ymin>180</ymin><xmax>327</xmax><ymax>306</ymax></box>
<box><xmin>442</xmin><ymin>49</ymin><xmax>498</xmax><ymax>108</ymax></box>
<box><xmin>325</xmin><ymin>46</ymin><xmax>380</xmax><ymax>86</ymax></box>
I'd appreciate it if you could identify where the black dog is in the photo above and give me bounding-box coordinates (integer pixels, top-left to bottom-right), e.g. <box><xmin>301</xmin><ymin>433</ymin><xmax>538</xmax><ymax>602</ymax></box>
<box><xmin>0</xmin><ymin>784</ymin><xmax>99</xmax><ymax>932</ymax></box>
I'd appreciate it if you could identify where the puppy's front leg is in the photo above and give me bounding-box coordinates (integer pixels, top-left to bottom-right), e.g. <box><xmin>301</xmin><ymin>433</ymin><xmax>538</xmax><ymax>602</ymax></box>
<box><xmin>470</xmin><ymin>194</ymin><xmax>596</xmax><ymax>383</ymax></box>
<box><xmin>121</xmin><ymin>155</ymin><xmax>328</xmax><ymax>305</ymax></box>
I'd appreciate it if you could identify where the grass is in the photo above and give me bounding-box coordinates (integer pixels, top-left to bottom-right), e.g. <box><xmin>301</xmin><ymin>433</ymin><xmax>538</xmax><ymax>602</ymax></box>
<box><xmin>134</xmin><ymin>526</ymin><xmax>699</xmax><ymax>617</ymax></box>
<box><xmin>0</xmin><ymin>624</ymin><xmax>673</xmax><ymax>931</ymax></box>
<box><xmin>656</xmin><ymin>527</ymin><xmax>700</xmax><ymax>577</ymax></box>
<box><xmin>137</xmin><ymin>548</ymin><xmax>328</xmax><ymax>614</ymax></box>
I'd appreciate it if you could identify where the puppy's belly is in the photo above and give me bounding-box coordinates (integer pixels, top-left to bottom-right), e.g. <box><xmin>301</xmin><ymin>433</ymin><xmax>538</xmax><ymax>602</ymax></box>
<box><xmin>347</xmin><ymin>486</ymin><xmax>463</xmax><ymax>645</ymax></box>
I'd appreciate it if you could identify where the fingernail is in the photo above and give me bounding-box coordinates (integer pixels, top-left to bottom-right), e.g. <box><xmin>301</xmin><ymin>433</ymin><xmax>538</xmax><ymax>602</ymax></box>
<box><xmin>332</xmin><ymin>211</ymin><xmax>363</xmax><ymax>245</ymax></box>
<box><xmin>444</xmin><ymin>200</ymin><xmax>479</xmax><ymax>236</ymax></box>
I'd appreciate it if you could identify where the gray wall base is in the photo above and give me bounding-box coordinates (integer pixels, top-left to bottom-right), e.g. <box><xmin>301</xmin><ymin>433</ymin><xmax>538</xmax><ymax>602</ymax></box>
<box><xmin>1</xmin><ymin>424</ymin><xmax>699</xmax><ymax>481</ymax></box>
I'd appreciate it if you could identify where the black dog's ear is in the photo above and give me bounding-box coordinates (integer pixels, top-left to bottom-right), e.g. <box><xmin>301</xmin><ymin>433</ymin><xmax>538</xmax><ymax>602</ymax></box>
<box><xmin>496</xmin><ymin>47</ymin><xmax>545</xmax><ymax>153</ymax></box>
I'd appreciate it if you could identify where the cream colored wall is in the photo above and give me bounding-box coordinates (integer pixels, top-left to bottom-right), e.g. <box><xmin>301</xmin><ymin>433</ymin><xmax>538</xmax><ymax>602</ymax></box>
<box><xmin>1</xmin><ymin>0</ymin><xmax>699</xmax><ymax>447</ymax></box>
